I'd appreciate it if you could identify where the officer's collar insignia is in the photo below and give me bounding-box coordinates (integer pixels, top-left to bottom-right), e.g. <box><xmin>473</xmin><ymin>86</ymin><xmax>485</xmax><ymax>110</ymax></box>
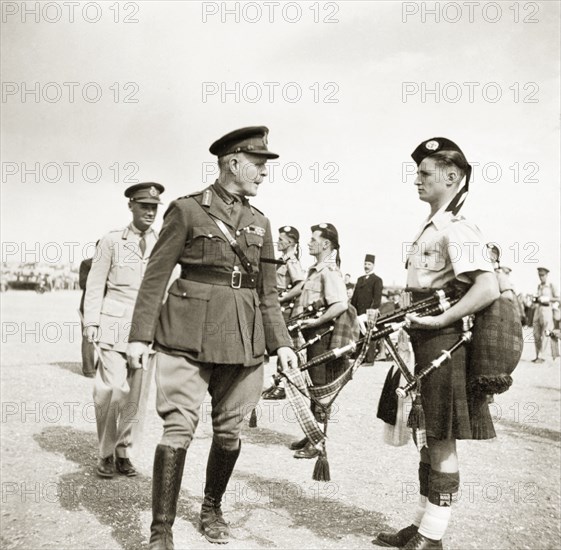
<box><xmin>425</xmin><ymin>140</ymin><xmax>439</xmax><ymax>151</ymax></box>
<box><xmin>149</xmin><ymin>186</ymin><xmax>158</xmax><ymax>197</ymax></box>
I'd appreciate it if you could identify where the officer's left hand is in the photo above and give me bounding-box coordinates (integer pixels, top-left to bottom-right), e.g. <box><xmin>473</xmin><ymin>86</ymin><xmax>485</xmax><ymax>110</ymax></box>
<box><xmin>405</xmin><ymin>313</ymin><xmax>444</xmax><ymax>330</ymax></box>
<box><xmin>276</xmin><ymin>346</ymin><xmax>298</xmax><ymax>372</ymax></box>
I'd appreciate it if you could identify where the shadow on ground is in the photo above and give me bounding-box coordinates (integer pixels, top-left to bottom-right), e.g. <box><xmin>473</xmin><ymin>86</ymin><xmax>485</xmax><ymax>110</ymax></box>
<box><xmin>34</xmin><ymin>425</ymin><xmax>390</xmax><ymax>548</ymax></box>
<box><xmin>50</xmin><ymin>361</ymin><xmax>86</xmax><ymax>377</ymax></box>
<box><xmin>33</xmin><ymin>426</ymin><xmax>198</xmax><ymax>550</ymax></box>
<box><xmin>231</xmin><ymin>470</ymin><xmax>390</xmax><ymax>545</ymax></box>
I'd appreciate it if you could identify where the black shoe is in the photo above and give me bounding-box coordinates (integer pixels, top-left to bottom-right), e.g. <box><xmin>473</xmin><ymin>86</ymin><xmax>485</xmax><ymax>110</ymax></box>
<box><xmin>116</xmin><ymin>457</ymin><xmax>137</xmax><ymax>477</ymax></box>
<box><xmin>199</xmin><ymin>496</ymin><xmax>230</xmax><ymax>544</ymax></box>
<box><xmin>199</xmin><ymin>441</ymin><xmax>241</xmax><ymax>544</ymax></box>
<box><xmin>149</xmin><ymin>445</ymin><xmax>187</xmax><ymax>550</ymax></box>
<box><xmin>373</xmin><ymin>524</ymin><xmax>418</xmax><ymax>547</ymax></box>
<box><xmin>289</xmin><ymin>437</ymin><xmax>308</xmax><ymax>451</ymax></box>
<box><xmin>403</xmin><ymin>532</ymin><xmax>443</xmax><ymax>550</ymax></box>
<box><xmin>263</xmin><ymin>386</ymin><xmax>286</xmax><ymax>400</ymax></box>
<box><xmin>96</xmin><ymin>455</ymin><xmax>115</xmax><ymax>478</ymax></box>
<box><xmin>293</xmin><ymin>441</ymin><xmax>319</xmax><ymax>459</ymax></box>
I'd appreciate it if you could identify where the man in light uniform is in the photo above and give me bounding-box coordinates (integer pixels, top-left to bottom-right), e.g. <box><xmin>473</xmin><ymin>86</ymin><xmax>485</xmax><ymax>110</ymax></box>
<box><xmin>532</xmin><ymin>266</ymin><xmax>559</xmax><ymax>363</ymax></box>
<box><xmin>373</xmin><ymin>138</ymin><xmax>499</xmax><ymax>550</ymax></box>
<box><xmin>84</xmin><ymin>182</ymin><xmax>164</xmax><ymax>478</ymax></box>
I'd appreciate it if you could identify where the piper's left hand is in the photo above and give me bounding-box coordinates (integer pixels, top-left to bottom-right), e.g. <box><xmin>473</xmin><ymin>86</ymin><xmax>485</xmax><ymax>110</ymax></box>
<box><xmin>406</xmin><ymin>313</ymin><xmax>445</xmax><ymax>330</ymax></box>
<box><xmin>276</xmin><ymin>346</ymin><xmax>299</xmax><ymax>372</ymax></box>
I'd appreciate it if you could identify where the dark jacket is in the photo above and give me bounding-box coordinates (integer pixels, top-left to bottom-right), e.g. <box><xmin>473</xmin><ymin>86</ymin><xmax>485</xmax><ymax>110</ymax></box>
<box><xmin>350</xmin><ymin>272</ymin><xmax>383</xmax><ymax>315</ymax></box>
<box><xmin>129</xmin><ymin>184</ymin><xmax>291</xmax><ymax>366</ymax></box>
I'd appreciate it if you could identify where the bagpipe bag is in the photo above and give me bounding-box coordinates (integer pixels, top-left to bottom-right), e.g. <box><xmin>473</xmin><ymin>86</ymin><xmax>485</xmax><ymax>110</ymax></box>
<box><xmin>467</xmin><ymin>294</ymin><xmax>523</xmax><ymax>395</ymax></box>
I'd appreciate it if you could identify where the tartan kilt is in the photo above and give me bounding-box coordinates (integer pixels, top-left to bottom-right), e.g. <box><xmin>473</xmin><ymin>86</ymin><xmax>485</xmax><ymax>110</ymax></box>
<box><xmin>302</xmin><ymin>325</ymin><xmax>348</xmax><ymax>386</ymax></box>
<box><xmin>409</xmin><ymin>323</ymin><xmax>496</xmax><ymax>441</ymax></box>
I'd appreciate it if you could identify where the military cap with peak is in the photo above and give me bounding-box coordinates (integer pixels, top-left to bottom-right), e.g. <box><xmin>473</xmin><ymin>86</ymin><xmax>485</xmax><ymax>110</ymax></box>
<box><xmin>209</xmin><ymin>126</ymin><xmax>279</xmax><ymax>159</ymax></box>
<box><xmin>537</xmin><ymin>267</ymin><xmax>550</xmax><ymax>274</ymax></box>
<box><xmin>124</xmin><ymin>182</ymin><xmax>165</xmax><ymax>204</ymax></box>
<box><xmin>279</xmin><ymin>225</ymin><xmax>300</xmax><ymax>242</ymax></box>
<box><xmin>311</xmin><ymin>223</ymin><xmax>339</xmax><ymax>245</ymax></box>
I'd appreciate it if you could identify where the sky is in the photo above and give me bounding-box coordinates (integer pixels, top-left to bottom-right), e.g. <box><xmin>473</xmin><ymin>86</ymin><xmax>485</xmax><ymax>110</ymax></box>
<box><xmin>1</xmin><ymin>0</ymin><xmax>560</xmax><ymax>292</ymax></box>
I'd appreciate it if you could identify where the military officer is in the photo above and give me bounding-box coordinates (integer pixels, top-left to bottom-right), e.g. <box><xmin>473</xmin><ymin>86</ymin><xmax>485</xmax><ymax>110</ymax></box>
<box><xmin>374</xmin><ymin>138</ymin><xmax>499</xmax><ymax>550</ymax></box>
<box><xmin>126</xmin><ymin>127</ymin><xmax>297</xmax><ymax>549</ymax></box>
<box><xmin>83</xmin><ymin>182</ymin><xmax>164</xmax><ymax>478</ymax></box>
<box><xmin>532</xmin><ymin>266</ymin><xmax>560</xmax><ymax>362</ymax></box>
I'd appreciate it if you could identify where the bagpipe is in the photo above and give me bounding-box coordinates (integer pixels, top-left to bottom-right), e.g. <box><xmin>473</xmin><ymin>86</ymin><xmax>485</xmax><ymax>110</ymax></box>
<box><xmin>285</xmin><ymin>300</ymin><xmax>326</xmax><ymax>334</ymax></box>
<box><xmin>271</xmin><ymin>286</ymin><xmax>465</xmax><ymax>480</ymax></box>
<box><xmin>297</xmin><ymin>286</ymin><xmax>464</xmax><ymax>371</ymax></box>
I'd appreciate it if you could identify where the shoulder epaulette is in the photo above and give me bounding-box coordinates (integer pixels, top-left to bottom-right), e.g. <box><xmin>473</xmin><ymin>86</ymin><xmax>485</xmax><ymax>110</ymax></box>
<box><xmin>178</xmin><ymin>190</ymin><xmax>204</xmax><ymax>200</ymax></box>
<box><xmin>251</xmin><ymin>203</ymin><xmax>265</xmax><ymax>216</ymax></box>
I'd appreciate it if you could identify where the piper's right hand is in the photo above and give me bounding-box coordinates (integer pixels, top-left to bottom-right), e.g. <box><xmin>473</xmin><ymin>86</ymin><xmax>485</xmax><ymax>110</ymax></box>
<box><xmin>127</xmin><ymin>341</ymin><xmax>150</xmax><ymax>370</ymax></box>
<box><xmin>84</xmin><ymin>325</ymin><xmax>100</xmax><ymax>343</ymax></box>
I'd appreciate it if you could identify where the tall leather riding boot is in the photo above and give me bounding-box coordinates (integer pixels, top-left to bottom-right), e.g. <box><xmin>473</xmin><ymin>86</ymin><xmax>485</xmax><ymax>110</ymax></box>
<box><xmin>199</xmin><ymin>440</ymin><xmax>241</xmax><ymax>544</ymax></box>
<box><xmin>149</xmin><ymin>444</ymin><xmax>187</xmax><ymax>550</ymax></box>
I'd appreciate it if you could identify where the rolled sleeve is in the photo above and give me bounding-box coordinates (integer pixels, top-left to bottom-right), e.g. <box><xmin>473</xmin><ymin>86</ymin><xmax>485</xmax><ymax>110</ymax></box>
<box><xmin>445</xmin><ymin>220</ymin><xmax>494</xmax><ymax>284</ymax></box>
<box><xmin>321</xmin><ymin>268</ymin><xmax>348</xmax><ymax>306</ymax></box>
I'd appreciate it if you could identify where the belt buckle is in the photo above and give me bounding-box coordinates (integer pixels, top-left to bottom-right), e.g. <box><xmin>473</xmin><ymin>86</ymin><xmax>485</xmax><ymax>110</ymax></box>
<box><xmin>231</xmin><ymin>271</ymin><xmax>242</xmax><ymax>289</ymax></box>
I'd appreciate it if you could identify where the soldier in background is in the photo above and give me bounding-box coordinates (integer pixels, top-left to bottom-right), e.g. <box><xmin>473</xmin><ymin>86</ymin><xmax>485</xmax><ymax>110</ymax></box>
<box><xmin>532</xmin><ymin>267</ymin><xmax>560</xmax><ymax>363</ymax></box>
<box><xmin>83</xmin><ymin>183</ymin><xmax>164</xmax><ymax>478</ymax></box>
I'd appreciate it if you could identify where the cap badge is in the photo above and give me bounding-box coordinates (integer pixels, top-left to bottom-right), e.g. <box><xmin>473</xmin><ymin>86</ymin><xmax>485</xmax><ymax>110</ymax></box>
<box><xmin>149</xmin><ymin>186</ymin><xmax>158</xmax><ymax>197</ymax></box>
<box><xmin>319</xmin><ymin>223</ymin><xmax>328</xmax><ymax>229</ymax></box>
<box><xmin>283</xmin><ymin>226</ymin><xmax>292</xmax><ymax>232</ymax></box>
<box><xmin>425</xmin><ymin>140</ymin><xmax>439</xmax><ymax>151</ymax></box>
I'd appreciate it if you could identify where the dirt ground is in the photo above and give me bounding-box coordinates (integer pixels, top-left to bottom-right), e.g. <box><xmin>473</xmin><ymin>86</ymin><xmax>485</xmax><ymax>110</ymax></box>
<box><xmin>1</xmin><ymin>290</ymin><xmax>560</xmax><ymax>550</ymax></box>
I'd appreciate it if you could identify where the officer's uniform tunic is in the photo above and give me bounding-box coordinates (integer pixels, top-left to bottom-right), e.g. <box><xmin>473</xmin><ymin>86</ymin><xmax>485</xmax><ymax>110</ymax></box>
<box><xmin>84</xmin><ymin>224</ymin><xmax>157</xmax><ymax>458</ymax></box>
<box><xmin>130</xmin><ymin>182</ymin><xmax>291</xmax><ymax>449</ymax></box>
<box><xmin>406</xmin><ymin>204</ymin><xmax>494</xmax><ymax>440</ymax></box>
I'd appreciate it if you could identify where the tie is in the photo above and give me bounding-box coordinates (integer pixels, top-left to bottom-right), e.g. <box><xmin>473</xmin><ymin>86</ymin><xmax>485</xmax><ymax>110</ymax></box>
<box><xmin>139</xmin><ymin>232</ymin><xmax>146</xmax><ymax>257</ymax></box>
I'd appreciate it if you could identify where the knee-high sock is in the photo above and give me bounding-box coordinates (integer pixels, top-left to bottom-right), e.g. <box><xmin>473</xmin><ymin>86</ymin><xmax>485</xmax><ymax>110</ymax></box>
<box><xmin>418</xmin><ymin>470</ymin><xmax>459</xmax><ymax>541</ymax></box>
<box><xmin>413</xmin><ymin>463</ymin><xmax>430</xmax><ymax>526</ymax></box>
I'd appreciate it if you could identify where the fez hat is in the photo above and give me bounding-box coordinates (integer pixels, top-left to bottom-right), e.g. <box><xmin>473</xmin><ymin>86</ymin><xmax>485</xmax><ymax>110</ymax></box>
<box><xmin>364</xmin><ymin>254</ymin><xmax>375</xmax><ymax>263</ymax></box>
<box><xmin>209</xmin><ymin>126</ymin><xmax>279</xmax><ymax>159</ymax></box>
<box><xmin>124</xmin><ymin>182</ymin><xmax>165</xmax><ymax>204</ymax></box>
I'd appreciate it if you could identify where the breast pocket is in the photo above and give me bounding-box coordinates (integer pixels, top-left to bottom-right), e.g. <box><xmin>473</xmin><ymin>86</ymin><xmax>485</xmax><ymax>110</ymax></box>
<box><xmin>413</xmin><ymin>256</ymin><xmax>447</xmax><ymax>287</ymax></box>
<box><xmin>113</xmin><ymin>263</ymin><xmax>139</xmax><ymax>286</ymax></box>
<box><xmin>244</xmin><ymin>232</ymin><xmax>263</xmax><ymax>264</ymax></box>
<box><xmin>189</xmin><ymin>226</ymin><xmax>228</xmax><ymax>264</ymax></box>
